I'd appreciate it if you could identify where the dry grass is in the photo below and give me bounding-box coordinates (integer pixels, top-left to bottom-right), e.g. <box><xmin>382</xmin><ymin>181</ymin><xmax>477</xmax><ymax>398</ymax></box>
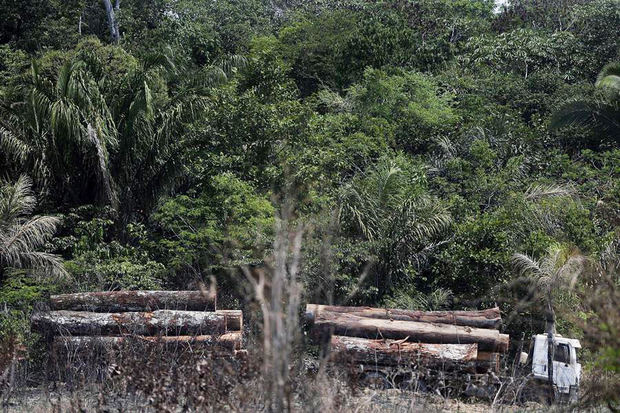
<box><xmin>2</xmin><ymin>337</ymin><xmax>607</xmax><ymax>413</ymax></box>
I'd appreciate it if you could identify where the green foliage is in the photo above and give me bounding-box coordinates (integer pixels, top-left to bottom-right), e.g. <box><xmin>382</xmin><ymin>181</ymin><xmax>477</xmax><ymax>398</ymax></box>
<box><xmin>348</xmin><ymin>68</ymin><xmax>459</xmax><ymax>153</ymax></box>
<box><xmin>193</xmin><ymin>82</ymin><xmax>308</xmax><ymax>189</ymax></box>
<box><xmin>287</xmin><ymin>108</ymin><xmax>391</xmax><ymax>195</ymax></box>
<box><xmin>0</xmin><ymin>37</ymin><xmax>244</xmax><ymax>224</ymax></box>
<box><xmin>57</xmin><ymin>207</ymin><xmax>165</xmax><ymax>291</ymax></box>
<box><xmin>278</xmin><ymin>9</ymin><xmax>414</xmax><ymax>95</ymax></box>
<box><xmin>118</xmin><ymin>0</ymin><xmax>271</xmax><ymax>61</ymax></box>
<box><xmin>465</xmin><ymin>28</ymin><xmax>580</xmax><ymax>79</ymax></box>
<box><xmin>569</xmin><ymin>0</ymin><xmax>620</xmax><ymax>78</ymax></box>
<box><xmin>383</xmin><ymin>287</ymin><xmax>454</xmax><ymax>311</ymax></box>
<box><xmin>151</xmin><ymin>173</ymin><xmax>274</xmax><ymax>283</ymax></box>
<box><xmin>337</xmin><ymin>155</ymin><xmax>451</xmax><ymax>299</ymax></box>
<box><xmin>0</xmin><ymin>273</ymin><xmax>56</xmax><ymax>308</ymax></box>
<box><xmin>0</xmin><ymin>0</ymin><xmax>619</xmax><ymax>386</ymax></box>
<box><xmin>551</xmin><ymin>62</ymin><xmax>620</xmax><ymax>148</ymax></box>
<box><xmin>0</xmin><ymin>0</ymin><xmax>84</xmax><ymax>51</ymax></box>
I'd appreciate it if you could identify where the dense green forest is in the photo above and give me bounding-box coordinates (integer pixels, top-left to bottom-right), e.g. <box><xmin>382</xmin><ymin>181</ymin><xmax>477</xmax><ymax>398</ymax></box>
<box><xmin>0</xmin><ymin>0</ymin><xmax>619</xmax><ymax>406</ymax></box>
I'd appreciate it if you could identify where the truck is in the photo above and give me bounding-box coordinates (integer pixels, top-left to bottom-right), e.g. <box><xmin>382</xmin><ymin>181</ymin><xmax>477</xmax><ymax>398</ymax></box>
<box><xmin>517</xmin><ymin>333</ymin><xmax>581</xmax><ymax>403</ymax></box>
<box><xmin>305</xmin><ymin>304</ymin><xmax>582</xmax><ymax>405</ymax></box>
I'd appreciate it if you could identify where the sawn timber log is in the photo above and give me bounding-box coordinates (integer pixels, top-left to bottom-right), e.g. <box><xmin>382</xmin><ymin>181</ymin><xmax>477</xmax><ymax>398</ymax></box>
<box><xmin>310</xmin><ymin>311</ymin><xmax>509</xmax><ymax>352</ymax></box>
<box><xmin>306</xmin><ymin>304</ymin><xmax>501</xmax><ymax>329</ymax></box>
<box><xmin>330</xmin><ymin>336</ymin><xmax>478</xmax><ymax>367</ymax></box>
<box><xmin>50</xmin><ymin>290</ymin><xmax>216</xmax><ymax>312</ymax></box>
<box><xmin>31</xmin><ymin>310</ymin><xmax>242</xmax><ymax>336</ymax></box>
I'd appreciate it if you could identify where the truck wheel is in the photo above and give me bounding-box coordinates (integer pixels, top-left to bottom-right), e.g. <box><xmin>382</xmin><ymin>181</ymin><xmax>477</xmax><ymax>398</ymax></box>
<box><xmin>568</xmin><ymin>385</ymin><xmax>578</xmax><ymax>404</ymax></box>
<box><xmin>518</xmin><ymin>383</ymin><xmax>552</xmax><ymax>405</ymax></box>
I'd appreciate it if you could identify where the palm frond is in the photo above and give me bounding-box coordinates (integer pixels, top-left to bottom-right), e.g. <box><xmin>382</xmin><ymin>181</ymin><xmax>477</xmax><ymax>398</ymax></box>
<box><xmin>142</xmin><ymin>47</ymin><xmax>177</xmax><ymax>73</ymax></box>
<box><xmin>50</xmin><ymin>99</ymin><xmax>84</xmax><ymax>145</ymax></box>
<box><xmin>512</xmin><ymin>253</ymin><xmax>543</xmax><ymax>278</ymax></box>
<box><xmin>596</xmin><ymin>62</ymin><xmax>620</xmax><ymax>92</ymax></box>
<box><xmin>215</xmin><ymin>54</ymin><xmax>247</xmax><ymax>76</ymax></box>
<box><xmin>596</xmin><ymin>75</ymin><xmax>620</xmax><ymax>92</ymax></box>
<box><xmin>0</xmin><ymin>176</ymin><xmax>67</xmax><ymax>278</ymax></box>
<box><xmin>525</xmin><ymin>183</ymin><xmax>574</xmax><ymax>200</ymax></box>
<box><xmin>0</xmin><ymin>175</ymin><xmax>36</xmax><ymax>225</ymax></box>
<box><xmin>1</xmin><ymin>215</ymin><xmax>60</xmax><ymax>252</ymax></box>
<box><xmin>599</xmin><ymin>237</ymin><xmax>620</xmax><ymax>275</ymax></box>
<box><xmin>426</xmin><ymin>288</ymin><xmax>453</xmax><ymax>311</ymax></box>
<box><xmin>4</xmin><ymin>251</ymin><xmax>67</xmax><ymax>279</ymax></box>
<box><xmin>556</xmin><ymin>255</ymin><xmax>585</xmax><ymax>290</ymax></box>
<box><xmin>550</xmin><ymin>100</ymin><xmax>596</xmax><ymax>130</ymax></box>
<box><xmin>0</xmin><ymin>126</ymin><xmax>30</xmax><ymax>162</ymax></box>
<box><xmin>86</xmin><ymin>124</ymin><xmax>118</xmax><ymax>208</ymax></box>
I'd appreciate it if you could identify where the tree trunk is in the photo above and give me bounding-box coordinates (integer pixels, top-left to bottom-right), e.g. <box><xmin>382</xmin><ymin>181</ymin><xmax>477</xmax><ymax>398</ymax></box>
<box><xmin>102</xmin><ymin>0</ymin><xmax>120</xmax><ymax>43</ymax></box>
<box><xmin>53</xmin><ymin>332</ymin><xmax>242</xmax><ymax>350</ymax></box>
<box><xmin>310</xmin><ymin>311</ymin><xmax>509</xmax><ymax>352</ymax></box>
<box><xmin>50</xmin><ymin>290</ymin><xmax>216</xmax><ymax>312</ymax></box>
<box><xmin>306</xmin><ymin>304</ymin><xmax>502</xmax><ymax>329</ymax></box>
<box><xmin>330</xmin><ymin>336</ymin><xmax>478</xmax><ymax>367</ymax></box>
<box><xmin>32</xmin><ymin>310</ymin><xmax>241</xmax><ymax>336</ymax></box>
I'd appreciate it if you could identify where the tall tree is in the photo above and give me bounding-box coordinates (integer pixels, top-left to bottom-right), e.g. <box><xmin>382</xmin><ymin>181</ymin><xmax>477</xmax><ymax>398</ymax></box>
<box><xmin>339</xmin><ymin>156</ymin><xmax>451</xmax><ymax>298</ymax></box>
<box><xmin>512</xmin><ymin>244</ymin><xmax>584</xmax><ymax>334</ymax></box>
<box><xmin>102</xmin><ymin>0</ymin><xmax>120</xmax><ymax>43</ymax></box>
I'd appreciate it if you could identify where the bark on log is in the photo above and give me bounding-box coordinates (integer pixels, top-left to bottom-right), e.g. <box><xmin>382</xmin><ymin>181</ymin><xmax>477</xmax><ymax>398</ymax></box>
<box><xmin>32</xmin><ymin>310</ymin><xmax>241</xmax><ymax>336</ymax></box>
<box><xmin>330</xmin><ymin>336</ymin><xmax>478</xmax><ymax>367</ymax></box>
<box><xmin>53</xmin><ymin>333</ymin><xmax>242</xmax><ymax>350</ymax></box>
<box><xmin>306</xmin><ymin>304</ymin><xmax>501</xmax><ymax>329</ymax></box>
<box><xmin>50</xmin><ymin>290</ymin><xmax>216</xmax><ymax>312</ymax></box>
<box><xmin>310</xmin><ymin>312</ymin><xmax>509</xmax><ymax>352</ymax></box>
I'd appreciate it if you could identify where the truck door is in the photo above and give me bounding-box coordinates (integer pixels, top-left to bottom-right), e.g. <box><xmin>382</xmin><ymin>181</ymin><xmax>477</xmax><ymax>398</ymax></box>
<box><xmin>553</xmin><ymin>343</ymin><xmax>577</xmax><ymax>392</ymax></box>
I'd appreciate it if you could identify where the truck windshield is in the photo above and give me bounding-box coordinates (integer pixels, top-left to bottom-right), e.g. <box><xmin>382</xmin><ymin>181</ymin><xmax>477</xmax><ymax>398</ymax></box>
<box><xmin>554</xmin><ymin>343</ymin><xmax>570</xmax><ymax>364</ymax></box>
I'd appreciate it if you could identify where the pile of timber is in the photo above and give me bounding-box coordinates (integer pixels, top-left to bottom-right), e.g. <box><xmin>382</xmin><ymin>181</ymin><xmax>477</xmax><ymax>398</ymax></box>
<box><xmin>305</xmin><ymin>304</ymin><xmax>507</xmax><ymax>373</ymax></box>
<box><xmin>31</xmin><ymin>290</ymin><xmax>244</xmax><ymax>355</ymax></box>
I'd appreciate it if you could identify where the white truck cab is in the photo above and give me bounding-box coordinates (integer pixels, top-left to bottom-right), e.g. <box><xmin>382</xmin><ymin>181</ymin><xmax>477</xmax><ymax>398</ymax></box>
<box><xmin>521</xmin><ymin>334</ymin><xmax>581</xmax><ymax>401</ymax></box>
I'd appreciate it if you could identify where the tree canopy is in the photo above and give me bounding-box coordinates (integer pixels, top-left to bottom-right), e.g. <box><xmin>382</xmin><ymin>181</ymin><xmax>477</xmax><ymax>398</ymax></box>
<box><xmin>0</xmin><ymin>0</ymin><xmax>619</xmax><ymax>399</ymax></box>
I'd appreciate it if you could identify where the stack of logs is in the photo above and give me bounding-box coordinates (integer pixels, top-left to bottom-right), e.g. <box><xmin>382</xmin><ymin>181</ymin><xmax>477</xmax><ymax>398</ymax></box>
<box><xmin>305</xmin><ymin>305</ymin><xmax>509</xmax><ymax>373</ymax></box>
<box><xmin>31</xmin><ymin>290</ymin><xmax>244</xmax><ymax>355</ymax></box>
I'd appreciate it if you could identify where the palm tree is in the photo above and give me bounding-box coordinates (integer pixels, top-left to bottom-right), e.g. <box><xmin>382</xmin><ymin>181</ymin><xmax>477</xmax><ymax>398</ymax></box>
<box><xmin>108</xmin><ymin>53</ymin><xmax>244</xmax><ymax>224</ymax></box>
<box><xmin>0</xmin><ymin>58</ymin><xmax>119</xmax><ymax>207</ymax></box>
<box><xmin>512</xmin><ymin>244</ymin><xmax>585</xmax><ymax>394</ymax></box>
<box><xmin>0</xmin><ymin>175</ymin><xmax>67</xmax><ymax>281</ymax></box>
<box><xmin>0</xmin><ymin>47</ymin><xmax>244</xmax><ymax>224</ymax></box>
<box><xmin>512</xmin><ymin>243</ymin><xmax>584</xmax><ymax>335</ymax></box>
<box><xmin>339</xmin><ymin>156</ymin><xmax>451</xmax><ymax>298</ymax></box>
<box><xmin>551</xmin><ymin>62</ymin><xmax>620</xmax><ymax>146</ymax></box>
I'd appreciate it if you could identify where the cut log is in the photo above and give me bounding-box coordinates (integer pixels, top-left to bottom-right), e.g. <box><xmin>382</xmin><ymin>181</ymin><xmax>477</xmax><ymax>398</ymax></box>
<box><xmin>476</xmin><ymin>351</ymin><xmax>499</xmax><ymax>361</ymax></box>
<box><xmin>330</xmin><ymin>336</ymin><xmax>478</xmax><ymax>367</ymax></box>
<box><xmin>50</xmin><ymin>290</ymin><xmax>216</xmax><ymax>312</ymax></box>
<box><xmin>53</xmin><ymin>332</ymin><xmax>242</xmax><ymax>350</ymax></box>
<box><xmin>310</xmin><ymin>311</ymin><xmax>509</xmax><ymax>352</ymax></box>
<box><xmin>476</xmin><ymin>351</ymin><xmax>500</xmax><ymax>373</ymax></box>
<box><xmin>32</xmin><ymin>310</ymin><xmax>241</xmax><ymax>336</ymax></box>
<box><xmin>306</xmin><ymin>305</ymin><xmax>501</xmax><ymax>329</ymax></box>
